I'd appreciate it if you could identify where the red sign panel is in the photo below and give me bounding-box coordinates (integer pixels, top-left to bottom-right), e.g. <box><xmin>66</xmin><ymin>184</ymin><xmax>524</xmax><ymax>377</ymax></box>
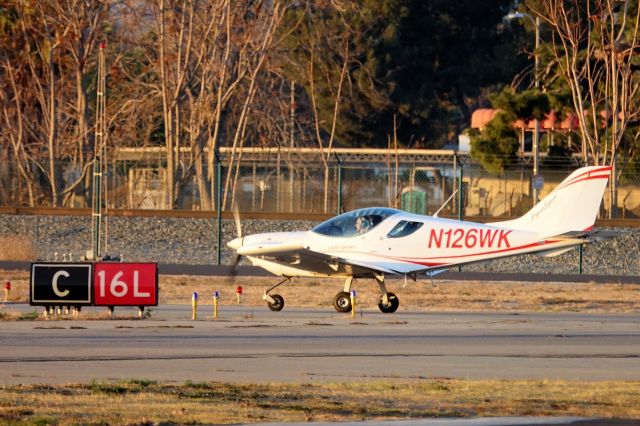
<box><xmin>93</xmin><ymin>263</ymin><xmax>158</xmax><ymax>306</ymax></box>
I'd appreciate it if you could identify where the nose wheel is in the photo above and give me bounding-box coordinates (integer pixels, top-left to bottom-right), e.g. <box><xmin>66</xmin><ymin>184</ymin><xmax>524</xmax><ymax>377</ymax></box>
<box><xmin>266</xmin><ymin>294</ymin><xmax>284</xmax><ymax>311</ymax></box>
<box><xmin>263</xmin><ymin>277</ymin><xmax>290</xmax><ymax>312</ymax></box>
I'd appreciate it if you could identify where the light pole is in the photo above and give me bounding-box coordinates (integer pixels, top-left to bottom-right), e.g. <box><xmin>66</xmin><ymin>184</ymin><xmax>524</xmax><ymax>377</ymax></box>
<box><xmin>507</xmin><ymin>12</ymin><xmax>541</xmax><ymax>204</ymax></box>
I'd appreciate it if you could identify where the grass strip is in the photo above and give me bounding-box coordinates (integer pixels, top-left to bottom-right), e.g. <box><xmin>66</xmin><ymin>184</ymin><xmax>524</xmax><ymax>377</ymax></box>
<box><xmin>1</xmin><ymin>379</ymin><xmax>639</xmax><ymax>425</ymax></box>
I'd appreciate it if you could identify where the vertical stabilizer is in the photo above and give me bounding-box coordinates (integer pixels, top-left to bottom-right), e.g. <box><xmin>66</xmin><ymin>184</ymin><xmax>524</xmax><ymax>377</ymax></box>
<box><xmin>494</xmin><ymin>166</ymin><xmax>611</xmax><ymax>238</ymax></box>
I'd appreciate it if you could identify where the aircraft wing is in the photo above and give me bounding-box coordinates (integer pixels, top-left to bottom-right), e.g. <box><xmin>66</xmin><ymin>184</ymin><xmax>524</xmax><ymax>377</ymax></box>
<box><xmin>239</xmin><ymin>241</ymin><xmax>400</xmax><ymax>276</ymax></box>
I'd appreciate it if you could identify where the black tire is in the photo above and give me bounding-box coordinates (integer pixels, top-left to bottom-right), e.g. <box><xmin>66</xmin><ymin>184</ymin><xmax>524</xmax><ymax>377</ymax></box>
<box><xmin>378</xmin><ymin>292</ymin><xmax>399</xmax><ymax>313</ymax></box>
<box><xmin>267</xmin><ymin>294</ymin><xmax>285</xmax><ymax>311</ymax></box>
<box><xmin>333</xmin><ymin>291</ymin><xmax>352</xmax><ymax>313</ymax></box>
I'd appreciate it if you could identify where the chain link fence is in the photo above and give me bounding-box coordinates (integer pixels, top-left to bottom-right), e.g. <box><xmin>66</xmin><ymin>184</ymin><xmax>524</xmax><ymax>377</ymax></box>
<box><xmin>2</xmin><ymin>151</ymin><xmax>640</xmax><ymax>219</ymax></box>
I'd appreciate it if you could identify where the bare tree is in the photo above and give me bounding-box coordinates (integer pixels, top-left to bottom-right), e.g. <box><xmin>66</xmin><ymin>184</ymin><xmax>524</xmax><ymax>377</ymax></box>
<box><xmin>288</xmin><ymin>2</ymin><xmax>353</xmax><ymax>213</ymax></box>
<box><xmin>309</xmin><ymin>43</ymin><xmax>349</xmax><ymax>213</ymax></box>
<box><xmin>221</xmin><ymin>1</ymin><xmax>286</xmax><ymax>210</ymax></box>
<box><xmin>0</xmin><ymin>56</ymin><xmax>36</xmax><ymax>206</ymax></box>
<box><xmin>146</xmin><ymin>0</ymin><xmax>286</xmax><ymax>210</ymax></box>
<box><xmin>1</xmin><ymin>0</ymin><xmax>111</xmax><ymax>207</ymax></box>
<box><xmin>20</xmin><ymin>2</ymin><xmax>72</xmax><ymax>207</ymax></box>
<box><xmin>530</xmin><ymin>0</ymin><xmax>640</xmax><ymax>216</ymax></box>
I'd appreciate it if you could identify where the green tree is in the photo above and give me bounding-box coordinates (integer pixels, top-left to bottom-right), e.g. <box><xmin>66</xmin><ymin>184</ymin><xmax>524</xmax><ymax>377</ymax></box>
<box><xmin>470</xmin><ymin>87</ymin><xmax>552</xmax><ymax>174</ymax></box>
<box><xmin>469</xmin><ymin>112</ymin><xmax>519</xmax><ymax>175</ymax></box>
<box><xmin>284</xmin><ymin>0</ymin><xmax>527</xmax><ymax>148</ymax></box>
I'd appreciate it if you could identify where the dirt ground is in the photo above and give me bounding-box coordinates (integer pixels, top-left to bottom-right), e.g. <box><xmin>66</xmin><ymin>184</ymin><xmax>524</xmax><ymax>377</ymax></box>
<box><xmin>3</xmin><ymin>269</ymin><xmax>639</xmax><ymax>313</ymax></box>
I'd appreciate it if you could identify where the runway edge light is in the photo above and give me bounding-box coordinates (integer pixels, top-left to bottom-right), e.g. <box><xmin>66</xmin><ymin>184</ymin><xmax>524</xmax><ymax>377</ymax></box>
<box><xmin>351</xmin><ymin>290</ymin><xmax>356</xmax><ymax>318</ymax></box>
<box><xmin>192</xmin><ymin>292</ymin><xmax>198</xmax><ymax>320</ymax></box>
<box><xmin>213</xmin><ymin>291</ymin><xmax>220</xmax><ymax>320</ymax></box>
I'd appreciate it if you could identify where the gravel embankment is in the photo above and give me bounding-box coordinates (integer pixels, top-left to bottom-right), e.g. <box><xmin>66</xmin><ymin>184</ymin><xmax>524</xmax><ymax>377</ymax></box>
<box><xmin>0</xmin><ymin>214</ymin><xmax>637</xmax><ymax>275</ymax></box>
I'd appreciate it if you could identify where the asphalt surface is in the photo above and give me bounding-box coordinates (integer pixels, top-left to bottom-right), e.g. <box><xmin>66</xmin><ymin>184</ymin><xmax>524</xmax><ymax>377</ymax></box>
<box><xmin>249</xmin><ymin>419</ymin><xmax>638</xmax><ymax>426</ymax></box>
<box><xmin>1</xmin><ymin>304</ymin><xmax>639</xmax><ymax>385</ymax></box>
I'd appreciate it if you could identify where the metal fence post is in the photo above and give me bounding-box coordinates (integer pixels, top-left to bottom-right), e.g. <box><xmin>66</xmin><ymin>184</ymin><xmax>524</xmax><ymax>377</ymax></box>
<box><xmin>578</xmin><ymin>245</ymin><xmax>583</xmax><ymax>275</ymax></box>
<box><xmin>334</xmin><ymin>153</ymin><xmax>343</xmax><ymax>214</ymax></box>
<box><xmin>215</xmin><ymin>150</ymin><xmax>222</xmax><ymax>266</ymax></box>
<box><xmin>455</xmin><ymin>154</ymin><xmax>463</xmax><ymax>221</ymax></box>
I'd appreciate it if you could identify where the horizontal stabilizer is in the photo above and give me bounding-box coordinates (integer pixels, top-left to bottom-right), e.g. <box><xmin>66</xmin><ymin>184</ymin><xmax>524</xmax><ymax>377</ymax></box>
<box><xmin>536</xmin><ymin>247</ymin><xmax>576</xmax><ymax>257</ymax></box>
<box><xmin>552</xmin><ymin>229</ymin><xmax>626</xmax><ymax>241</ymax></box>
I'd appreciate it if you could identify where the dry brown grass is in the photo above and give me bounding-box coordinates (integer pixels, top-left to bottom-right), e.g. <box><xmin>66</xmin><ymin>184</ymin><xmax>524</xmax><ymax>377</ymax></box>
<box><xmin>0</xmin><ymin>379</ymin><xmax>638</xmax><ymax>425</ymax></box>
<box><xmin>0</xmin><ymin>235</ymin><xmax>34</xmax><ymax>261</ymax></box>
<box><xmin>156</xmin><ymin>275</ymin><xmax>640</xmax><ymax>313</ymax></box>
<box><xmin>2</xmin><ymin>270</ymin><xmax>640</xmax><ymax>313</ymax></box>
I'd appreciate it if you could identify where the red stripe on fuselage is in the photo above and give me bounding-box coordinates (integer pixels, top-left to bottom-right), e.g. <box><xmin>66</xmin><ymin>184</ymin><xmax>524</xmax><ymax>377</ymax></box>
<box><xmin>368</xmin><ymin>239</ymin><xmax>561</xmax><ymax>268</ymax></box>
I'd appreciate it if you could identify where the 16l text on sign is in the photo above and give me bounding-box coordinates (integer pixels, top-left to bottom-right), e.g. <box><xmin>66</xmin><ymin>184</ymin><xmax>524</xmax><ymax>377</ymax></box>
<box><xmin>93</xmin><ymin>262</ymin><xmax>158</xmax><ymax>306</ymax></box>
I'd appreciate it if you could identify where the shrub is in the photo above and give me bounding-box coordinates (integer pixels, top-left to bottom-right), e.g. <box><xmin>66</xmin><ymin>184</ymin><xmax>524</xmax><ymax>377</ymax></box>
<box><xmin>0</xmin><ymin>235</ymin><xmax>34</xmax><ymax>260</ymax></box>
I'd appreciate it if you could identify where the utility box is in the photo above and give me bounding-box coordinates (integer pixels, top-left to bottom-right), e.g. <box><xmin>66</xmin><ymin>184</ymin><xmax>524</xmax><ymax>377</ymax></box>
<box><xmin>401</xmin><ymin>187</ymin><xmax>427</xmax><ymax>214</ymax></box>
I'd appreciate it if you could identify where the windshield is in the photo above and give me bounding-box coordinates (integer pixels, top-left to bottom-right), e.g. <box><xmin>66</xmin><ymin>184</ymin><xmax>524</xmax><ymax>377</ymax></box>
<box><xmin>312</xmin><ymin>208</ymin><xmax>401</xmax><ymax>237</ymax></box>
<box><xmin>386</xmin><ymin>220</ymin><xmax>424</xmax><ymax>238</ymax></box>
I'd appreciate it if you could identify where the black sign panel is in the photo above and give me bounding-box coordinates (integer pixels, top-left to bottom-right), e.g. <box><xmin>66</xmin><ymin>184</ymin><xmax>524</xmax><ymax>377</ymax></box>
<box><xmin>31</xmin><ymin>263</ymin><xmax>92</xmax><ymax>306</ymax></box>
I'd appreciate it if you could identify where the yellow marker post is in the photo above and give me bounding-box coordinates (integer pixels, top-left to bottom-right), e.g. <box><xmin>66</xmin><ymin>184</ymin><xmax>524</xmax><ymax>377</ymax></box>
<box><xmin>192</xmin><ymin>292</ymin><xmax>198</xmax><ymax>320</ymax></box>
<box><xmin>213</xmin><ymin>291</ymin><xmax>220</xmax><ymax>320</ymax></box>
<box><xmin>350</xmin><ymin>290</ymin><xmax>356</xmax><ymax>318</ymax></box>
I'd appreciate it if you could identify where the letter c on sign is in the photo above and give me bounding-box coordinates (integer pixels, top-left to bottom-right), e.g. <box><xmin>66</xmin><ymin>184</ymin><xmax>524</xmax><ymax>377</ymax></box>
<box><xmin>52</xmin><ymin>270</ymin><xmax>71</xmax><ymax>297</ymax></box>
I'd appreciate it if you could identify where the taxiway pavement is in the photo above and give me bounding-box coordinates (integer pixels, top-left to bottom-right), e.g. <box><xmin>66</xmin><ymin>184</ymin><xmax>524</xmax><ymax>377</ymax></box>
<box><xmin>1</xmin><ymin>304</ymin><xmax>639</xmax><ymax>385</ymax></box>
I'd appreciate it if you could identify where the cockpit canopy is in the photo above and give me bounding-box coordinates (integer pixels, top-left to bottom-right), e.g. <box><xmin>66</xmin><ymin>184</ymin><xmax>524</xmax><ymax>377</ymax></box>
<box><xmin>312</xmin><ymin>207</ymin><xmax>401</xmax><ymax>237</ymax></box>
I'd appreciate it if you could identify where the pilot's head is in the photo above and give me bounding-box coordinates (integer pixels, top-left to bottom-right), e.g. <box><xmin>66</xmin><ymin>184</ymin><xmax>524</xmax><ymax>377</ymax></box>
<box><xmin>355</xmin><ymin>216</ymin><xmax>371</xmax><ymax>233</ymax></box>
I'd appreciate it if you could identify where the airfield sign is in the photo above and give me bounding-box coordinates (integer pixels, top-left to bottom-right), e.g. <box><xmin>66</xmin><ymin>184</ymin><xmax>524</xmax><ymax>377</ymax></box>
<box><xmin>30</xmin><ymin>262</ymin><xmax>158</xmax><ymax>308</ymax></box>
<box><xmin>93</xmin><ymin>262</ymin><xmax>158</xmax><ymax>306</ymax></box>
<box><xmin>30</xmin><ymin>263</ymin><xmax>92</xmax><ymax>306</ymax></box>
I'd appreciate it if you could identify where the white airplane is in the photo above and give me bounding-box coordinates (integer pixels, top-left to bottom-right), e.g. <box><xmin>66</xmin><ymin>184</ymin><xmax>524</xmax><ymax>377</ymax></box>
<box><xmin>228</xmin><ymin>165</ymin><xmax>612</xmax><ymax>313</ymax></box>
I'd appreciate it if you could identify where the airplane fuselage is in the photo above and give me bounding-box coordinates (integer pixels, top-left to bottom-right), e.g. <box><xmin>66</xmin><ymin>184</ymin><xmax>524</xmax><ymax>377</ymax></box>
<box><xmin>228</xmin><ymin>166</ymin><xmax>612</xmax><ymax>313</ymax></box>
<box><xmin>237</xmin><ymin>213</ymin><xmax>581</xmax><ymax>278</ymax></box>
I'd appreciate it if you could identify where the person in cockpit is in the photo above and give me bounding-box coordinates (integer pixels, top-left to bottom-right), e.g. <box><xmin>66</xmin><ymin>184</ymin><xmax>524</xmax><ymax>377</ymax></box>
<box><xmin>355</xmin><ymin>216</ymin><xmax>371</xmax><ymax>234</ymax></box>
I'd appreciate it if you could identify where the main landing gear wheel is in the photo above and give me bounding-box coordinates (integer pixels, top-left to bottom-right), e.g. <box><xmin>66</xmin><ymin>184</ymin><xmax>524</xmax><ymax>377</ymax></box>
<box><xmin>333</xmin><ymin>291</ymin><xmax>352</xmax><ymax>313</ymax></box>
<box><xmin>378</xmin><ymin>292</ymin><xmax>399</xmax><ymax>313</ymax></box>
<box><xmin>266</xmin><ymin>294</ymin><xmax>285</xmax><ymax>312</ymax></box>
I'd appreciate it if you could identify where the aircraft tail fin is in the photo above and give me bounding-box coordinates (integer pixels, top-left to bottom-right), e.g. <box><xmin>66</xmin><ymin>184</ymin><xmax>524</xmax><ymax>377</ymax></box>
<box><xmin>494</xmin><ymin>166</ymin><xmax>611</xmax><ymax>238</ymax></box>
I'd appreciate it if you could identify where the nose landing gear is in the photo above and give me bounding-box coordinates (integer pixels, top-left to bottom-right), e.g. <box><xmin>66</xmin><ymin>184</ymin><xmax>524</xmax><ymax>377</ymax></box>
<box><xmin>263</xmin><ymin>277</ymin><xmax>290</xmax><ymax>312</ymax></box>
<box><xmin>265</xmin><ymin>294</ymin><xmax>284</xmax><ymax>311</ymax></box>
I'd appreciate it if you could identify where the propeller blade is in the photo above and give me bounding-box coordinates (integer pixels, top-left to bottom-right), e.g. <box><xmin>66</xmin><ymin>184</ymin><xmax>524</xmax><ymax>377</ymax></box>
<box><xmin>229</xmin><ymin>254</ymin><xmax>242</xmax><ymax>278</ymax></box>
<box><xmin>232</xmin><ymin>201</ymin><xmax>242</xmax><ymax>238</ymax></box>
<box><xmin>230</xmin><ymin>201</ymin><xmax>243</xmax><ymax>277</ymax></box>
